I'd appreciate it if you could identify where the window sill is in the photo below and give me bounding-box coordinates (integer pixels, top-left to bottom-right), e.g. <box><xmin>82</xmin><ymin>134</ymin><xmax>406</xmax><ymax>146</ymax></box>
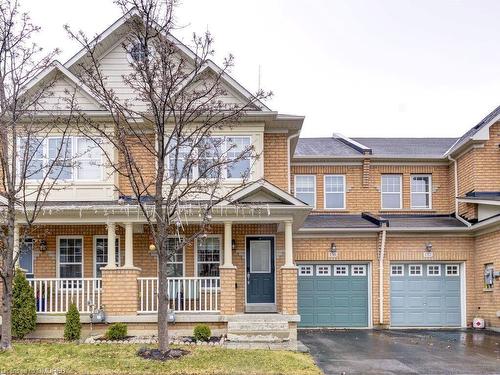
<box><xmin>483</xmin><ymin>288</ymin><xmax>494</xmax><ymax>292</ymax></box>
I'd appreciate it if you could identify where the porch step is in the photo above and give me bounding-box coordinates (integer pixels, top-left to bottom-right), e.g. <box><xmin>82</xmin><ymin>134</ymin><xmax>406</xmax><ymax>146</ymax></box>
<box><xmin>226</xmin><ymin>314</ymin><xmax>292</xmax><ymax>343</ymax></box>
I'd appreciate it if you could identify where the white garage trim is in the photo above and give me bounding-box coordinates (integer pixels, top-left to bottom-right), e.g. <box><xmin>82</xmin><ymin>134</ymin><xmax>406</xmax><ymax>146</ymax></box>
<box><xmin>461</xmin><ymin>262</ymin><xmax>467</xmax><ymax>328</ymax></box>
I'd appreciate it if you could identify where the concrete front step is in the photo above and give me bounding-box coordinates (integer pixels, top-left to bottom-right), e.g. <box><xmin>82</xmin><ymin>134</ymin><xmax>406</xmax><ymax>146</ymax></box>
<box><xmin>226</xmin><ymin>314</ymin><xmax>293</xmax><ymax>342</ymax></box>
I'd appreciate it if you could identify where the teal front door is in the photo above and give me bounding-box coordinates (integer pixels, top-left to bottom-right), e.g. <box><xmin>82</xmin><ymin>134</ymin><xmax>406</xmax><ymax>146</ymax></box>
<box><xmin>298</xmin><ymin>264</ymin><xmax>369</xmax><ymax>327</ymax></box>
<box><xmin>246</xmin><ymin>237</ymin><xmax>275</xmax><ymax>304</ymax></box>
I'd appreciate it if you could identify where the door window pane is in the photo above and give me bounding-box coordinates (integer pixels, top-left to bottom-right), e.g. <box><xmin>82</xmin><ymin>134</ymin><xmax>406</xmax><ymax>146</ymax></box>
<box><xmin>19</xmin><ymin>239</ymin><xmax>33</xmax><ymax>276</ymax></box>
<box><xmin>250</xmin><ymin>241</ymin><xmax>271</xmax><ymax>273</ymax></box>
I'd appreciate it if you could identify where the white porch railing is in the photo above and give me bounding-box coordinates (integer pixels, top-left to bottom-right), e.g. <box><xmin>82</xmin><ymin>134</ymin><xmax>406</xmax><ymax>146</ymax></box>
<box><xmin>138</xmin><ymin>277</ymin><xmax>220</xmax><ymax>314</ymax></box>
<box><xmin>28</xmin><ymin>278</ymin><xmax>102</xmax><ymax>314</ymax></box>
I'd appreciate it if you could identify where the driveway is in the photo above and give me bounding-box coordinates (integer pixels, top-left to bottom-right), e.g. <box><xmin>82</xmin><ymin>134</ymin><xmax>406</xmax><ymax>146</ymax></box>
<box><xmin>299</xmin><ymin>329</ymin><xmax>500</xmax><ymax>375</ymax></box>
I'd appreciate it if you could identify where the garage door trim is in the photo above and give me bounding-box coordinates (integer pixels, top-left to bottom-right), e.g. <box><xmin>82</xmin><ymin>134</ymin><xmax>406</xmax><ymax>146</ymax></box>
<box><xmin>297</xmin><ymin>261</ymin><xmax>373</xmax><ymax>329</ymax></box>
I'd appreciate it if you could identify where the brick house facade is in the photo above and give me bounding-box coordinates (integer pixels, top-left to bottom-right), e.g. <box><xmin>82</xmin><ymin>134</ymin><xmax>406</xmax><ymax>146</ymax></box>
<box><xmin>2</xmin><ymin>11</ymin><xmax>500</xmax><ymax>340</ymax></box>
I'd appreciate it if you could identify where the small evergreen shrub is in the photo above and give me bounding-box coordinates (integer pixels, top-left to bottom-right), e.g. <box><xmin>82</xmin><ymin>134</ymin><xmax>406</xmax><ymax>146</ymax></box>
<box><xmin>64</xmin><ymin>302</ymin><xmax>81</xmax><ymax>341</ymax></box>
<box><xmin>105</xmin><ymin>323</ymin><xmax>128</xmax><ymax>340</ymax></box>
<box><xmin>193</xmin><ymin>324</ymin><xmax>211</xmax><ymax>342</ymax></box>
<box><xmin>12</xmin><ymin>270</ymin><xmax>37</xmax><ymax>338</ymax></box>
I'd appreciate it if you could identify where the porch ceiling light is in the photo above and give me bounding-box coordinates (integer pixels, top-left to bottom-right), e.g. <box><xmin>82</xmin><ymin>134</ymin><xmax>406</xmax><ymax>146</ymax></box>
<box><xmin>330</xmin><ymin>242</ymin><xmax>338</xmax><ymax>257</ymax></box>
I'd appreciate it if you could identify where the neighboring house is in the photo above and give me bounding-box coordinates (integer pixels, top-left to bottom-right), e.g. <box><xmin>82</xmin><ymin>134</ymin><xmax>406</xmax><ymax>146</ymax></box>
<box><xmin>2</xmin><ymin>11</ymin><xmax>499</xmax><ymax>341</ymax></box>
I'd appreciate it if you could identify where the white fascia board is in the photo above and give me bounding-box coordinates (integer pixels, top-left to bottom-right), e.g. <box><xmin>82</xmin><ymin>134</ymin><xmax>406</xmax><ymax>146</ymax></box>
<box><xmin>228</xmin><ymin>180</ymin><xmax>308</xmax><ymax>207</ymax></box>
<box><xmin>333</xmin><ymin>132</ymin><xmax>371</xmax><ymax>152</ymax></box>
<box><xmin>457</xmin><ymin>198</ymin><xmax>500</xmax><ymax>206</ymax></box>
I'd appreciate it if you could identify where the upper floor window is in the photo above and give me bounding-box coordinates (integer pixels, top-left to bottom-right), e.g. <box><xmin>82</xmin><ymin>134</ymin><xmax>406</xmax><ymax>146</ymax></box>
<box><xmin>381</xmin><ymin>174</ymin><xmax>402</xmax><ymax>209</ymax></box>
<box><xmin>294</xmin><ymin>175</ymin><xmax>316</xmax><ymax>207</ymax></box>
<box><xmin>21</xmin><ymin>137</ymin><xmax>103</xmax><ymax>182</ymax></box>
<box><xmin>324</xmin><ymin>175</ymin><xmax>345</xmax><ymax>209</ymax></box>
<box><xmin>411</xmin><ymin>175</ymin><xmax>431</xmax><ymax>209</ymax></box>
<box><xmin>167</xmin><ymin>136</ymin><xmax>251</xmax><ymax>181</ymax></box>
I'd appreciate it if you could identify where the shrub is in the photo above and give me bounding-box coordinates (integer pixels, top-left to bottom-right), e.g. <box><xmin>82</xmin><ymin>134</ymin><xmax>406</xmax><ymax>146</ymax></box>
<box><xmin>193</xmin><ymin>324</ymin><xmax>211</xmax><ymax>342</ymax></box>
<box><xmin>64</xmin><ymin>302</ymin><xmax>81</xmax><ymax>341</ymax></box>
<box><xmin>105</xmin><ymin>323</ymin><xmax>128</xmax><ymax>340</ymax></box>
<box><xmin>12</xmin><ymin>270</ymin><xmax>37</xmax><ymax>338</ymax></box>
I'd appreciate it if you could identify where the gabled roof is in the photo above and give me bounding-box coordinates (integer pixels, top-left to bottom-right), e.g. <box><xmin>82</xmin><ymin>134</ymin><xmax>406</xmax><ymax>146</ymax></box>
<box><xmin>445</xmin><ymin>104</ymin><xmax>500</xmax><ymax>155</ymax></box>
<box><xmin>61</xmin><ymin>8</ymin><xmax>270</xmax><ymax>112</ymax></box>
<box><xmin>228</xmin><ymin>179</ymin><xmax>309</xmax><ymax>207</ymax></box>
<box><xmin>21</xmin><ymin>61</ymin><xmax>105</xmax><ymax>109</ymax></box>
<box><xmin>294</xmin><ymin>136</ymin><xmax>457</xmax><ymax>159</ymax></box>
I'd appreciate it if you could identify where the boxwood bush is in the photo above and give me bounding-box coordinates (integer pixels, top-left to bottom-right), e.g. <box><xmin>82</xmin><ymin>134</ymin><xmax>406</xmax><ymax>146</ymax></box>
<box><xmin>193</xmin><ymin>324</ymin><xmax>211</xmax><ymax>342</ymax></box>
<box><xmin>64</xmin><ymin>303</ymin><xmax>81</xmax><ymax>341</ymax></box>
<box><xmin>105</xmin><ymin>323</ymin><xmax>128</xmax><ymax>340</ymax></box>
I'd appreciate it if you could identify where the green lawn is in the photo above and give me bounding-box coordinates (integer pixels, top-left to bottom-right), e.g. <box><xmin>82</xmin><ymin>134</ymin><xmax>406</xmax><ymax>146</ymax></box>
<box><xmin>0</xmin><ymin>343</ymin><xmax>321</xmax><ymax>375</ymax></box>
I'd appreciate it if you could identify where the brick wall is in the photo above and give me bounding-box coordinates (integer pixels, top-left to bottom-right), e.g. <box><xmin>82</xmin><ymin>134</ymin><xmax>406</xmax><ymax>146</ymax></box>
<box><xmin>291</xmin><ymin>163</ymin><xmax>452</xmax><ymax>214</ymax></box>
<box><xmin>263</xmin><ymin>133</ymin><xmax>288</xmax><ymax>190</ymax></box>
<box><xmin>473</xmin><ymin>230</ymin><xmax>500</xmax><ymax>327</ymax></box>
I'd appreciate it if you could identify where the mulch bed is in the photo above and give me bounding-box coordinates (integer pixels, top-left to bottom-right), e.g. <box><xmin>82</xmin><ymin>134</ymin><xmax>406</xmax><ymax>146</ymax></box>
<box><xmin>137</xmin><ymin>347</ymin><xmax>190</xmax><ymax>361</ymax></box>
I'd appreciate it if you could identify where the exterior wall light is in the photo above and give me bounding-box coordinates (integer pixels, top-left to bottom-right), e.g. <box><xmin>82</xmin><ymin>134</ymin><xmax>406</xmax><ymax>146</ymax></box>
<box><xmin>232</xmin><ymin>239</ymin><xmax>236</xmax><ymax>250</ymax></box>
<box><xmin>330</xmin><ymin>242</ymin><xmax>338</xmax><ymax>257</ymax></box>
<box><xmin>424</xmin><ymin>242</ymin><xmax>433</xmax><ymax>258</ymax></box>
<box><xmin>149</xmin><ymin>243</ymin><xmax>157</xmax><ymax>252</ymax></box>
<box><xmin>39</xmin><ymin>239</ymin><xmax>48</xmax><ymax>252</ymax></box>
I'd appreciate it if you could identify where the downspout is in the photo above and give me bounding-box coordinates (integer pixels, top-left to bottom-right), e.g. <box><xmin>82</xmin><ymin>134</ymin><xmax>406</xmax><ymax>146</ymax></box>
<box><xmin>379</xmin><ymin>228</ymin><xmax>387</xmax><ymax>325</ymax></box>
<box><xmin>448</xmin><ymin>155</ymin><xmax>472</xmax><ymax>227</ymax></box>
<box><xmin>287</xmin><ymin>131</ymin><xmax>300</xmax><ymax>193</ymax></box>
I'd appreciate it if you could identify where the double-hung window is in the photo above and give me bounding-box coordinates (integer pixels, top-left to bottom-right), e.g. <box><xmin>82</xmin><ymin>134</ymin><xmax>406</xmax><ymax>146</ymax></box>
<box><xmin>21</xmin><ymin>136</ymin><xmax>103</xmax><ymax>182</ymax></box>
<box><xmin>166</xmin><ymin>238</ymin><xmax>184</xmax><ymax>277</ymax></box>
<box><xmin>167</xmin><ymin>136</ymin><xmax>251</xmax><ymax>180</ymax></box>
<box><xmin>411</xmin><ymin>175</ymin><xmax>432</xmax><ymax>209</ymax></box>
<box><xmin>94</xmin><ymin>237</ymin><xmax>120</xmax><ymax>278</ymax></box>
<box><xmin>58</xmin><ymin>237</ymin><xmax>83</xmax><ymax>280</ymax></box>
<box><xmin>381</xmin><ymin>174</ymin><xmax>402</xmax><ymax>209</ymax></box>
<box><xmin>196</xmin><ymin>237</ymin><xmax>221</xmax><ymax>277</ymax></box>
<box><xmin>324</xmin><ymin>175</ymin><xmax>345</xmax><ymax>209</ymax></box>
<box><xmin>294</xmin><ymin>175</ymin><xmax>316</xmax><ymax>207</ymax></box>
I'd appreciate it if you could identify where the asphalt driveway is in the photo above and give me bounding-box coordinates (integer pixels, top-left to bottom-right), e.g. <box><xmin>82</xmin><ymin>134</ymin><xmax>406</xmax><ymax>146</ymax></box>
<box><xmin>299</xmin><ymin>329</ymin><xmax>500</xmax><ymax>375</ymax></box>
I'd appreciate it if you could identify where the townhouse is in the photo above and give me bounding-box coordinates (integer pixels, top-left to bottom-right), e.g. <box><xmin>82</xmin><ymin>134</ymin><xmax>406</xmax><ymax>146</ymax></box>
<box><xmin>2</xmin><ymin>10</ymin><xmax>499</xmax><ymax>341</ymax></box>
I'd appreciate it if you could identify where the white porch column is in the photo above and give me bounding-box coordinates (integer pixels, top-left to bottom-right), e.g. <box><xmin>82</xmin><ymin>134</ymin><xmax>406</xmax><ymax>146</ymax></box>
<box><xmin>13</xmin><ymin>223</ymin><xmax>20</xmax><ymax>268</ymax></box>
<box><xmin>223</xmin><ymin>222</ymin><xmax>233</xmax><ymax>267</ymax></box>
<box><xmin>284</xmin><ymin>220</ymin><xmax>294</xmax><ymax>267</ymax></box>
<box><xmin>106</xmin><ymin>222</ymin><xmax>117</xmax><ymax>269</ymax></box>
<box><xmin>124</xmin><ymin>222</ymin><xmax>134</xmax><ymax>267</ymax></box>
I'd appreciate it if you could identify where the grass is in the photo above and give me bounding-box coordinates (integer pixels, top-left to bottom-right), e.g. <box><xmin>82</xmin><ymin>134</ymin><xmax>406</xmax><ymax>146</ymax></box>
<box><xmin>0</xmin><ymin>343</ymin><xmax>321</xmax><ymax>375</ymax></box>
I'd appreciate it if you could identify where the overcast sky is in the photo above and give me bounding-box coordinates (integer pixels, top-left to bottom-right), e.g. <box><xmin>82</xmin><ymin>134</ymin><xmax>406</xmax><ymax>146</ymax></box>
<box><xmin>23</xmin><ymin>0</ymin><xmax>500</xmax><ymax>138</ymax></box>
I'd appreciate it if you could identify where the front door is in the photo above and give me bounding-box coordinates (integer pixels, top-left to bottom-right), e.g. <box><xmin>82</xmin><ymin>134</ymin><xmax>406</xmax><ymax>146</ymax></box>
<box><xmin>246</xmin><ymin>237</ymin><xmax>275</xmax><ymax>304</ymax></box>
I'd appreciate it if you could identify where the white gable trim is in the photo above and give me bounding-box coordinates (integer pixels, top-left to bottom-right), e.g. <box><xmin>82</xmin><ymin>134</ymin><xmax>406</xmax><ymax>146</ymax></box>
<box><xmin>63</xmin><ymin>8</ymin><xmax>270</xmax><ymax>112</ymax></box>
<box><xmin>228</xmin><ymin>179</ymin><xmax>307</xmax><ymax>206</ymax></box>
<box><xmin>21</xmin><ymin>61</ymin><xmax>105</xmax><ymax>109</ymax></box>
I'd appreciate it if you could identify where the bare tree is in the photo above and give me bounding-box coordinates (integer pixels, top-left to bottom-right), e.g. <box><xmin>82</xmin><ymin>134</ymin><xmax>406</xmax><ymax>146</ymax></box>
<box><xmin>0</xmin><ymin>0</ymin><xmax>77</xmax><ymax>350</ymax></box>
<box><xmin>65</xmin><ymin>0</ymin><xmax>271</xmax><ymax>351</ymax></box>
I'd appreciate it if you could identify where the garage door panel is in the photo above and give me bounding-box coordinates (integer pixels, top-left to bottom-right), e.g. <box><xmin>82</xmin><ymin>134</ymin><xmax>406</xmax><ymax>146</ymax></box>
<box><xmin>298</xmin><ymin>263</ymin><xmax>369</xmax><ymax>328</ymax></box>
<box><xmin>390</xmin><ymin>263</ymin><xmax>461</xmax><ymax>327</ymax></box>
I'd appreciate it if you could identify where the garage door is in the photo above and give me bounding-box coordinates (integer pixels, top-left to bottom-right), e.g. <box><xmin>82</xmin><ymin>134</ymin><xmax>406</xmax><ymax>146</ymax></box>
<box><xmin>390</xmin><ymin>263</ymin><xmax>461</xmax><ymax>327</ymax></box>
<box><xmin>298</xmin><ymin>264</ymin><xmax>369</xmax><ymax>327</ymax></box>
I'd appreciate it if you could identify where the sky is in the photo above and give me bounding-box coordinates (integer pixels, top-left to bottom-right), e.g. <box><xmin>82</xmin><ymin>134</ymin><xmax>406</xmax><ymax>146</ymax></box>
<box><xmin>22</xmin><ymin>0</ymin><xmax>500</xmax><ymax>138</ymax></box>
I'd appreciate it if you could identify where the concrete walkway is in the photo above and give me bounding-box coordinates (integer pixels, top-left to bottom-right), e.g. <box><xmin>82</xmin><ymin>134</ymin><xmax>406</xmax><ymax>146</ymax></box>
<box><xmin>299</xmin><ymin>329</ymin><xmax>500</xmax><ymax>375</ymax></box>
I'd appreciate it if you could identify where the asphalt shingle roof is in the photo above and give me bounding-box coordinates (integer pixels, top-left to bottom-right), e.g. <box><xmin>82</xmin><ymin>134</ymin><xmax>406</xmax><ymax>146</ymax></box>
<box><xmin>294</xmin><ymin>137</ymin><xmax>458</xmax><ymax>159</ymax></box>
<box><xmin>303</xmin><ymin>214</ymin><xmax>379</xmax><ymax>229</ymax></box>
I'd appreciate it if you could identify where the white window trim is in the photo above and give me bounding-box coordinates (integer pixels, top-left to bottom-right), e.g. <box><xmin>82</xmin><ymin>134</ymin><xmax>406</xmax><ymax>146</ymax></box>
<box><xmin>446</xmin><ymin>264</ymin><xmax>460</xmax><ymax>276</ymax></box>
<box><xmin>93</xmin><ymin>236</ymin><xmax>121</xmax><ymax>278</ymax></box>
<box><xmin>334</xmin><ymin>265</ymin><xmax>349</xmax><ymax>276</ymax></box>
<box><xmin>324</xmin><ymin>174</ymin><xmax>346</xmax><ymax>209</ymax></box>
<box><xmin>56</xmin><ymin>235</ymin><xmax>84</xmax><ymax>279</ymax></box>
<box><xmin>299</xmin><ymin>265</ymin><xmax>314</xmax><ymax>276</ymax></box>
<box><xmin>21</xmin><ymin>136</ymin><xmax>104</xmax><ymax>183</ymax></box>
<box><xmin>194</xmin><ymin>234</ymin><xmax>223</xmax><ymax>277</ymax></box>
<box><xmin>381</xmin><ymin>174</ymin><xmax>402</xmax><ymax>210</ymax></box>
<box><xmin>166</xmin><ymin>135</ymin><xmax>252</xmax><ymax>182</ymax></box>
<box><xmin>294</xmin><ymin>174</ymin><xmax>316</xmax><ymax>208</ymax></box>
<box><xmin>316</xmin><ymin>265</ymin><xmax>331</xmax><ymax>276</ymax></box>
<box><xmin>410</xmin><ymin>174</ymin><xmax>432</xmax><ymax>209</ymax></box>
<box><xmin>391</xmin><ymin>264</ymin><xmax>404</xmax><ymax>276</ymax></box>
<box><xmin>427</xmin><ymin>264</ymin><xmax>441</xmax><ymax>276</ymax></box>
<box><xmin>351</xmin><ymin>265</ymin><xmax>367</xmax><ymax>276</ymax></box>
<box><xmin>408</xmin><ymin>264</ymin><xmax>423</xmax><ymax>276</ymax></box>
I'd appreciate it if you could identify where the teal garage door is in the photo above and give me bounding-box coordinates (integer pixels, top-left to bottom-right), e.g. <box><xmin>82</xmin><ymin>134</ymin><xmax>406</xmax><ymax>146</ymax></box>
<box><xmin>298</xmin><ymin>264</ymin><xmax>369</xmax><ymax>327</ymax></box>
<box><xmin>390</xmin><ymin>263</ymin><xmax>461</xmax><ymax>327</ymax></box>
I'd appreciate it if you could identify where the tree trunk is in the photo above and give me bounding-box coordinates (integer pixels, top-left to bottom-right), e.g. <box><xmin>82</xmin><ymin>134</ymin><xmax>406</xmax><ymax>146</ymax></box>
<box><xmin>0</xmin><ymin>273</ymin><xmax>13</xmax><ymax>350</ymax></box>
<box><xmin>157</xmin><ymin>247</ymin><xmax>169</xmax><ymax>351</ymax></box>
